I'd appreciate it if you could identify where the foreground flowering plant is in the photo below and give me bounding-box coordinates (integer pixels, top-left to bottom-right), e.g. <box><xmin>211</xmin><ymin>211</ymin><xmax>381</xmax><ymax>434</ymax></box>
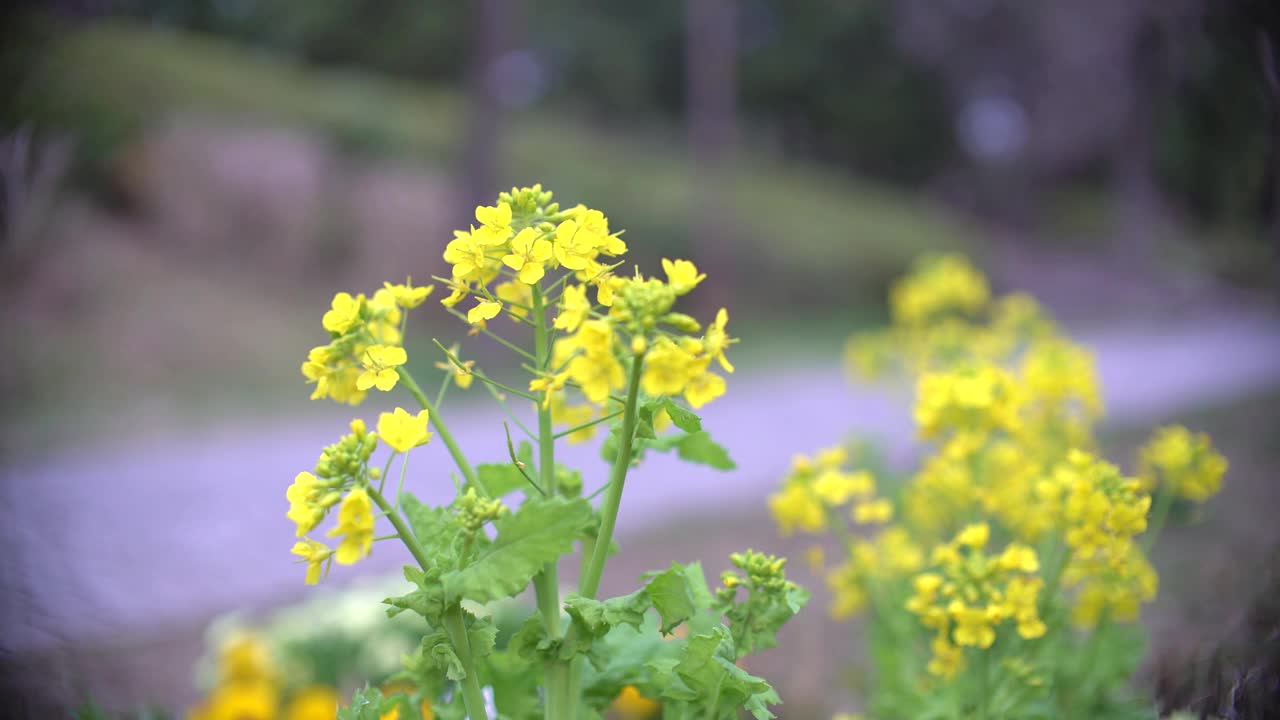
<box><xmin>288</xmin><ymin>186</ymin><xmax>806</xmax><ymax>720</ymax></box>
<box><xmin>773</xmin><ymin>256</ymin><xmax>1228</xmax><ymax>720</ymax></box>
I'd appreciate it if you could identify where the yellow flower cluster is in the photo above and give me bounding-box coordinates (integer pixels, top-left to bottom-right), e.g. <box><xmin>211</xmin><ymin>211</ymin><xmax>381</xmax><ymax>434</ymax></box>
<box><xmin>914</xmin><ymin>363</ymin><xmax>1023</xmax><ymax>441</ymax></box>
<box><xmin>434</xmin><ymin>186</ymin><xmax>735</xmax><ymax>438</ymax></box>
<box><xmin>189</xmin><ymin>630</ymin><xmax>432</xmax><ymax>720</ymax></box>
<box><xmin>1139</xmin><ymin>424</ymin><xmax>1228</xmax><ymax>502</ymax></box>
<box><xmin>776</xmin><ymin>256</ymin><xmax>1228</xmax><ymax>699</ymax></box>
<box><xmin>440</xmin><ymin>185</ymin><xmax>625</xmax><ymax>321</ymax></box>
<box><xmin>905</xmin><ymin>523</ymin><xmax>1046</xmax><ymax>677</ymax></box>
<box><xmin>768</xmin><ymin>446</ymin><xmax>875</xmax><ymax>536</ymax></box>
<box><xmin>825</xmin><ymin>527</ymin><xmax>924</xmax><ymax>620</ymax></box>
<box><xmin>1038</xmin><ymin>450</ymin><xmax>1150</xmax><ymax>561</ymax></box>
<box><xmin>285</xmin><ymin>409</ymin><xmax>431</xmax><ymax>585</ymax></box>
<box><xmin>889</xmin><ymin>254</ymin><xmax>989</xmax><ymax>327</ymax></box>
<box><xmin>301</xmin><ymin>280</ymin><xmax>431</xmax><ymax>405</ymax></box>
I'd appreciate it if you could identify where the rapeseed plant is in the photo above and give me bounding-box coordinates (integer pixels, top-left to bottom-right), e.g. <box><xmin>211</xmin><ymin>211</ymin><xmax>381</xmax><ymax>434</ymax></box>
<box><xmin>778</xmin><ymin>255</ymin><xmax>1227</xmax><ymax>720</ymax></box>
<box><xmin>284</xmin><ymin>186</ymin><xmax>805</xmax><ymax>720</ymax></box>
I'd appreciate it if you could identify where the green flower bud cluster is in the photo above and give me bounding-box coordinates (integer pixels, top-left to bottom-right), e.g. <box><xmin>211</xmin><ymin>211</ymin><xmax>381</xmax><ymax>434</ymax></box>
<box><xmin>314</xmin><ymin>421</ymin><xmax>378</xmax><ymax>485</ymax></box>
<box><xmin>456</xmin><ymin>487</ymin><xmax>506</xmax><ymax>533</ymax></box>
<box><xmin>499</xmin><ymin>183</ymin><xmax>558</xmax><ymax>218</ymax></box>
<box><xmin>728</xmin><ymin>549</ymin><xmax>792</xmax><ymax>594</ymax></box>
<box><xmin>609</xmin><ymin>276</ymin><xmax>678</xmax><ymax>337</ymax></box>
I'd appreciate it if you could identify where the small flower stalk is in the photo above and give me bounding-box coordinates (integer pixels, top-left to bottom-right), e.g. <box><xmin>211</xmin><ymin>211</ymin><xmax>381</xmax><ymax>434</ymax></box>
<box><xmin>777</xmin><ymin>255</ymin><xmax>1228</xmax><ymax>719</ymax></box>
<box><xmin>287</xmin><ymin>186</ymin><xmax>803</xmax><ymax>720</ymax></box>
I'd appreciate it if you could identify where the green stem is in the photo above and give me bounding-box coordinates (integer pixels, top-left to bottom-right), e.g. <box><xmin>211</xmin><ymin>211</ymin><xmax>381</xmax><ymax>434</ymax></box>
<box><xmin>397</xmin><ymin>366</ymin><xmax>487</xmax><ymax>496</ymax></box>
<box><xmin>579</xmin><ymin>351</ymin><xmax>645</xmax><ymax>600</ymax></box>
<box><xmin>366</xmin><ymin>484</ymin><xmax>432</xmax><ymax>575</ymax></box>
<box><xmin>531</xmin><ymin>283</ymin><xmax>567</xmax><ymax>720</ymax></box>
<box><xmin>443</xmin><ymin>603</ymin><xmax>491</xmax><ymax>720</ymax></box>
<box><xmin>552</xmin><ymin>410</ymin><xmax>624</xmax><ymax>440</ymax></box>
<box><xmin>977</xmin><ymin>648</ymin><xmax>990</xmax><ymax>720</ymax></box>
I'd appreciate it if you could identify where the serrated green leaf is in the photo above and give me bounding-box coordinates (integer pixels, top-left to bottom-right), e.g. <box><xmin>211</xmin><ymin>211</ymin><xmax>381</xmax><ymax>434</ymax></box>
<box><xmin>384</xmin><ymin>565</ymin><xmax>447</xmax><ymax>622</ymax></box>
<box><xmin>660</xmin><ymin>627</ymin><xmax>780</xmax><ymax>720</ymax></box>
<box><xmin>468</xmin><ymin>616</ymin><xmax>499</xmax><ymax>660</ymax></box>
<box><xmin>404</xmin><ymin>630</ymin><xmax>467</xmax><ymax>682</ymax></box>
<box><xmin>661</xmin><ymin>398</ymin><xmax>702</xmax><ymax>432</ymax></box>
<box><xmin>443</xmin><ymin>496</ymin><xmax>592</xmax><ymax>603</ymax></box>
<box><xmin>400</xmin><ymin>493</ymin><xmax>463</xmax><ymax>569</ymax></box>
<box><xmin>565</xmin><ymin>589</ymin><xmax>651</xmax><ymax>638</ymax></box>
<box><xmin>728</xmin><ymin>582</ymin><xmax>811</xmax><ymax>657</ymax></box>
<box><xmin>676</xmin><ymin>431</ymin><xmax>736</xmax><ymax>470</ymax></box>
<box><xmin>645</xmin><ymin>563</ymin><xmax>704</xmax><ymax>634</ymax></box>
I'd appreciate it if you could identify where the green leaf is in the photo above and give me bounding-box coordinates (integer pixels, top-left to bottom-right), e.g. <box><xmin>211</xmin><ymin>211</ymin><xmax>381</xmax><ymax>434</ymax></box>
<box><xmin>487</xmin><ymin>647</ymin><xmax>544</xmax><ymax>719</ymax></box>
<box><xmin>657</xmin><ymin>627</ymin><xmax>781</xmax><ymax>720</ymax></box>
<box><xmin>728</xmin><ymin>582</ymin><xmax>811</xmax><ymax>657</ymax></box>
<box><xmin>338</xmin><ymin>687</ymin><xmax>393</xmax><ymax>720</ymax></box>
<box><xmin>384</xmin><ymin>565</ymin><xmax>446</xmax><ymax>622</ymax></box>
<box><xmin>473</xmin><ymin>463</ymin><xmax>529</xmax><ymax>498</ymax></box>
<box><xmin>400</xmin><ymin>493</ymin><xmax>463</xmax><ymax>569</ymax></box>
<box><xmin>676</xmin><ymin>431</ymin><xmax>736</xmax><ymax>470</ymax></box>
<box><xmin>565</xmin><ymin>589</ymin><xmax>651</xmax><ymax>639</ymax></box>
<box><xmin>468</xmin><ymin>616</ymin><xmax>499</xmax><ymax>660</ymax></box>
<box><xmin>635</xmin><ymin>419</ymin><xmax>657</xmax><ymax>440</ymax></box>
<box><xmin>404</xmin><ymin>630</ymin><xmax>466</xmax><ymax>682</ymax></box>
<box><xmin>644</xmin><ymin>563</ymin><xmax>710</xmax><ymax>635</ymax></box>
<box><xmin>443</xmin><ymin>496</ymin><xmax>592</xmax><ymax>603</ymax></box>
<box><xmin>661</xmin><ymin>398</ymin><xmax>702</xmax><ymax>432</ymax></box>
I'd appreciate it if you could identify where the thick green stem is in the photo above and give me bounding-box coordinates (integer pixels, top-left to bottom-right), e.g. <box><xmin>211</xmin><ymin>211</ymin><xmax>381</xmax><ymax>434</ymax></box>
<box><xmin>443</xmin><ymin>604</ymin><xmax>491</xmax><ymax>720</ymax></box>
<box><xmin>366</xmin><ymin>484</ymin><xmax>432</xmax><ymax>572</ymax></box>
<box><xmin>531</xmin><ymin>284</ymin><xmax>567</xmax><ymax>720</ymax></box>
<box><xmin>579</xmin><ymin>352</ymin><xmax>645</xmax><ymax>599</ymax></box>
<box><xmin>397</xmin><ymin>366</ymin><xmax>487</xmax><ymax>496</ymax></box>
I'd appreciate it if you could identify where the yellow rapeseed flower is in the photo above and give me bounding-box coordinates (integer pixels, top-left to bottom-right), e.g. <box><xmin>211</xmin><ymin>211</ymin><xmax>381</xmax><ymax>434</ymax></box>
<box><xmin>467</xmin><ymin>299</ymin><xmax>503</xmax><ymax>325</ymax></box>
<box><xmin>472</xmin><ymin>202</ymin><xmax>513</xmax><ymax>246</ymax></box>
<box><xmin>357</xmin><ymin>345</ymin><xmax>408</xmax><ymax>392</ymax></box>
<box><xmin>291</xmin><ymin>538</ymin><xmax>333</xmax><ymax>585</ymax></box>
<box><xmin>768</xmin><ymin>484</ymin><xmax>826</xmax><ymax>536</ymax></box>
<box><xmin>502</xmin><ymin>228</ymin><xmax>553</xmax><ymax>284</ymax></box>
<box><xmin>377</xmin><ymin>407</ymin><xmax>432</xmax><ymax>453</ymax></box>
<box><xmin>661</xmin><ymin>258</ymin><xmax>706</xmax><ymax>295</ymax></box>
<box><xmin>554</xmin><ymin>283</ymin><xmax>591</xmax><ymax>332</ymax></box>
<box><xmin>327</xmin><ymin>487</ymin><xmax>375</xmax><ymax>565</ymax></box>
<box><xmin>382</xmin><ymin>279</ymin><xmax>434</xmax><ymax>309</ymax></box>
<box><xmin>322</xmin><ymin>292</ymin><xmax>362</xmax><ymax>335</ymax></box>
<box><xmin>286</xmin><ymin>471</ymin><xmax>326</xmax><ymax>536</ymax></box>
<box><xmin>853</xmin><ymin>498</ymin><xmax>893</xmax><ymax>525</ymax></box>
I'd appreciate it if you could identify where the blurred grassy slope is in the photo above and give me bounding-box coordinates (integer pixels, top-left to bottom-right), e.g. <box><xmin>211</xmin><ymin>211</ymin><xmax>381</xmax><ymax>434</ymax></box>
<box><xmin>14</xmin><ymin>20</ymin><xmax>979</xmax><ymax>295</ymax></box>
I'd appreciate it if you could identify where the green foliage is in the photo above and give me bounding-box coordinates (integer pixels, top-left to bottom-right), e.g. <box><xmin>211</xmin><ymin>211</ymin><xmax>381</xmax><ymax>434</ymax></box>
<box><xmin>444</xmin><ymin>496</ymin><xmax>592</xmax><ymax>603</ymax></box>
<box><xmin>643</xmin><ymin>562</ymin><xmax>713</xmax><ymax>635</ymax></box>
<box><xmin>338</xmin><ymin>686</ymin><xmax>396</xmax><ymax>720</ymax></box>
<box><xmin>675</xmin><ymin>431</ymin><xmax>736</xmax><ymax>470</ymax></box>
<box><xmin>649</xmin><ymin>627</ymin><xmax>781</xmax><ymax>720</ymax></box>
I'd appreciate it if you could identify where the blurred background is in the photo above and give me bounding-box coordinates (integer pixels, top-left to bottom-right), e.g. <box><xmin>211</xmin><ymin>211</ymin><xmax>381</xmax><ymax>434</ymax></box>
<box><xmin>1</xmin><ymin>0</ymin><xmax>1278</xmax><ymax>717</ymax></box>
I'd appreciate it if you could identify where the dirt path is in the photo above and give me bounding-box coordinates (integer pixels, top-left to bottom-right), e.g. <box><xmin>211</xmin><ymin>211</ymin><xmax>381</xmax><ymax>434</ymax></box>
<box><xmin>2</xmin><ymin>308</ymin><xmax>1277</xmax><ymax>664</ymax></box>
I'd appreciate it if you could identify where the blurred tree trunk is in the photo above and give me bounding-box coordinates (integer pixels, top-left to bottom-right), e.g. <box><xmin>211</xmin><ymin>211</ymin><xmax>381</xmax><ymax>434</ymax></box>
<box><xmin>457</xmin><ymin>0</ymin><xmax>511</xmax><ymax>223</ymax></box>
<box><xmin>1111</xmin><ymin>18</ymin><xmax>1169</xmax><ymax>273</ymax></box>
<box><xmin>1260</xmin><ymin>30</ymin><xmax>1280</xmax><ymax>288</ymax></box>
<box><xmin>686</xmin><ymin>0</ymin><xmax>737</xmax><ymax>312</ymax></box>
